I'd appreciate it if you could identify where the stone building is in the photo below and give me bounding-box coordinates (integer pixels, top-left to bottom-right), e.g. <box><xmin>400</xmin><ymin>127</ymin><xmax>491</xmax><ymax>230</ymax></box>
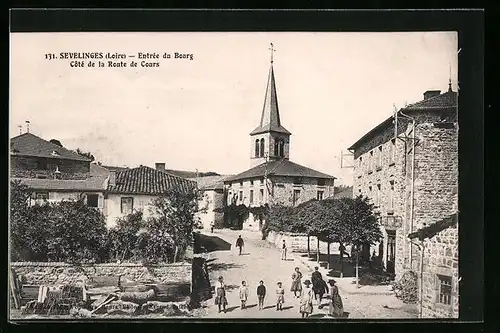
<box><xmin>223</xmin><ymin>51</ymin><xmax>336</xmax><ymax>231</ymax></box>
<box><xmin>348</xmin><ymin>83</ymin><xmax>458</xmax><ymax>318</ymax></box>
<box><xmin>10</xmin><ymin>132</ymin><xmax>109</xmax><ymax>208</ymax></box>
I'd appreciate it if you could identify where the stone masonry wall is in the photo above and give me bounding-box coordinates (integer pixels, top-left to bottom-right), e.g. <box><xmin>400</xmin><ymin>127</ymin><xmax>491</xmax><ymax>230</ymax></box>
<box><xmin>411</xmin><ymin>119</ymin><xmax>459</xmax><ymax>318</ymax></box>
<box><xmin>10</xmin><ymin>262</ymin><xmax>192</xmax><ymax>286</ymax></box>
<box><xmin>11</xmin><ymin>156</ymin><xmax>90</xmax><ymax>180</ymax></box>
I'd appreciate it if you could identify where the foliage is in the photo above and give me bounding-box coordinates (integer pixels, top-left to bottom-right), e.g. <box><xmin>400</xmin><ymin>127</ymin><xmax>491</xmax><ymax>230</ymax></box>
<box><xmin>359</xmin><ymin>267</ymin><xmax>395</xmax><ymax>286</ymax></box>
<box><xmin>75</xmin><ymin>148</ymin><xmax>95</xmax><ymax>162</ymax></box>
<box><xmin>393</xmin><ymin>270</ymin><xmax>418</xmax><ymax>304</ymax></box>
<box><xmin>49</xmin><ymin>139</ymin><xmax>63</xmax><ymax>147</ymax></box>
<box><xmin>106</xmin><ymin>211</ymin><xmax>144</xmax><ymax>262</ymax></box>
<box><xmin>10</xmin><ymin>180</ymin><xmax>108</xmax><ymax>263</ymax></box>
<box><xmin>137</xmin><ymin>187</ymin><xmax>202</xmax><ymax>263</ymax></box>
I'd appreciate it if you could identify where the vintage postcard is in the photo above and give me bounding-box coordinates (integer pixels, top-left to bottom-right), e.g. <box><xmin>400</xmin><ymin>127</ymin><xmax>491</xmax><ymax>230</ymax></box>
<box><xmin>9</xmin><ymin>30</ymin><xmax>460</xmax><ymax>320</ymax></box>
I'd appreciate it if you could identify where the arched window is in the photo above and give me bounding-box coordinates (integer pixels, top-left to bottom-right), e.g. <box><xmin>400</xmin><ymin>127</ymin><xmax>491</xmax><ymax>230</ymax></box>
<box><xmin>255</xmin><ymin>139</ymin><xmax>260</xmax><ymax>157</ymax></box>
<box><xmin>279</xmin><ymin>140</ymin><xmax>285</xmax><ymax>157</ymax></box>
<box><xmin>260</xmin><ymin>138</ymin><xmax>265</xmax><ymax>157</ymax></box>
<box><xmin>274</xmin><ymin>139</ymin><xmax>279</xmax><ymax>156</ymax></box>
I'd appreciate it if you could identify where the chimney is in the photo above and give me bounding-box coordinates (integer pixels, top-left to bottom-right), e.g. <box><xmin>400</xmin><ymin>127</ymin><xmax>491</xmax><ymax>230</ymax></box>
<box><xmin>109</xmin><ymin>171</ymin><xmax>116</xmax><ymax>186</ymax></box>
<box><xmin>155</xmin><ymin>163</ymin><xmax>166</xmax><ymax>172</ymax></box>
<box><xmin>423</xmin><ymin>90</ymin><xmax>441</xmax><ymax>100</ymax></box>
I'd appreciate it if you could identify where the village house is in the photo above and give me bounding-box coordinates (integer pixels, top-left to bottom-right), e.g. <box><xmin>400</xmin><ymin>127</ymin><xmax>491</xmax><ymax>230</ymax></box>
<box><xmin>348</xmin><ymin>83</ymin><xmax>458</xmax><ymax>318</ymax></box>
<box><xmin>223</xmin><ymin>53</ymin><xmax>336</xmax><ymax>231</ymax></box>
<box><xmin>105</xmin><ymin>165</ymin><xmax>196</xmax><ymax>228</ymax></box>
<box><xmin>10</xmin><ymin>132</ymin><xmax>109</xmax><ymax>208</ymax></box>
<box><xmin>188</xmin><ymin>175</ymin><xmax>231</xmax><ymax>231</ymax></box>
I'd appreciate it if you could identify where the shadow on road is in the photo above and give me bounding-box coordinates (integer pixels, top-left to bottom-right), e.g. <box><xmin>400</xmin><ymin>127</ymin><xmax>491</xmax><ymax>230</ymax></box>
<box><xmin>282</xmin><ymin>305</ymin><xmax>294</xmax><ymax>310</ymax></box>
<box><xmin>207</xmin><ymin>262</ymin><xmax>243</xmax><ymax>272</ymax></box>
<box><xmin>245</xmin><ymin>304</ymin><xmax>257</xmax><ymax>309</ymax></box>
<box><xmin>224</xmin><ymin>306</ymin><xmax>240</xmax><ymax>313</ymax></box>
<box><xmin>194</xmin><ymin>232</ymin><xmax>232</xmax><ymax>253</ymax></box>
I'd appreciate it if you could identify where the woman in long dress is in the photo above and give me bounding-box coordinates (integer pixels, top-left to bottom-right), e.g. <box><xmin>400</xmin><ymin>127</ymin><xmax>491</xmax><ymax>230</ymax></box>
<box><xmin>327</xmin><ymin>279</ymin><xmax>344</xmax><ymax>317</ymax></box>
<box><xmin>290</xmin><ymin>267</ymin><xmax>303</xmax><ymax>298</ymax></box>
<box><xmin>299</xmin><ymin>280</ymin><xmax>314</xmax><ymax>318</ymax></box>
<box><xmin>214</xmin><ymin>276</ymin><xmax>228</xmax><ymax>313</ymax></box>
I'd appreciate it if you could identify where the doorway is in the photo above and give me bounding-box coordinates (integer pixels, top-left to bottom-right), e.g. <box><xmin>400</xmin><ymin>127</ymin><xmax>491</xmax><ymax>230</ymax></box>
<box><xmin>386</xmin><ymin>230</ymin><xmax>396</xmax><ymax>273</ymax></box>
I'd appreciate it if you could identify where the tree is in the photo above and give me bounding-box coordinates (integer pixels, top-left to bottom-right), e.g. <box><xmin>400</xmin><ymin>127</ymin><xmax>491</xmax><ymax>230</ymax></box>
<box><xmin>139</xmin><ymin>186</ymin><xmax>202</xmax><ymax>263</ymax></box>
<box><xmin>107</xmin><ymin>211</ymin><xmax>144</xmax><ymax>262</ymax></box>
<box><xmin>49</xmin><ymin>139</ymin><xmax>63</xmax><ymax>147</ymax></box>
<box><xmin>75</xmin><ymin>148</ymin><xmax>95</xmax><ymax>162</ymax></box>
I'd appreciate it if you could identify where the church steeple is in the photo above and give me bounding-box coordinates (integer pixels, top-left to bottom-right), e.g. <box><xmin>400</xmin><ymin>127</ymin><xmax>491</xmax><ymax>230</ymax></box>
<box><xmin>249</xmin><ymin>43</ymin><xmax>291</xmax><ymax>167</ymax></box>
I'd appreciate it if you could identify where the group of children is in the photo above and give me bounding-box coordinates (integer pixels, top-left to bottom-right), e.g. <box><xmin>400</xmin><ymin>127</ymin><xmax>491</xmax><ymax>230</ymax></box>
<box><xmin>239</xmin><ymin>280</ymin><xmax>286</xmax><ymax>311</ymax></box>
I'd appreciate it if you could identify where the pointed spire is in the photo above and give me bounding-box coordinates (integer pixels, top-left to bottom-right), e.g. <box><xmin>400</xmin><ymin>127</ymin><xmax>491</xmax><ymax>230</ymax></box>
<box><xmin>250</xmin><ymin>44</ymin><xmax>291</xmax><ymax>136</ymax></box>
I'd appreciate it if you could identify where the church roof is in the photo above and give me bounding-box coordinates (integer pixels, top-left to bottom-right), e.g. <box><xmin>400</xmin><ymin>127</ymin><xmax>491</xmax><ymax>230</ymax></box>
<box><xmin>224</xmin><ymin>159</ymin><xmax>336</xmax><ymax>183</ymax></box>
<box><xmin>10</xmin><ymin>133</ymin><xmax>92</xmax><ymax>162</ymax></box>
<box><xmin>250</xmin><ymin>65</ymin><xmax>291</xmax><ymax>136</ymax></box>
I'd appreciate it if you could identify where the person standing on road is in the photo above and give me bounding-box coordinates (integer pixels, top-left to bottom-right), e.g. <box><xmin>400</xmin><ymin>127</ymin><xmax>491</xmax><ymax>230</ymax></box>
<box><xmin>299</xmin><ymin>280</ymin><xmax>314</xmax><ymax>318</ymax></box>
<box><xmin>276</xmin><ymin>282</ymin><xmax>285</xmax><ymax>311</ymax></box>
<box><xmin>290</xmin><ymin>267</ymin><xmax>303</xmax><ymax>298</ymax></box>
<box><xmin>239</xmin><ymin>281</ymin><xmax>249</xmax><ymax>309</ymax></box>
<box><xmin>327</xmin><ymin>279</ymin><xmax>344</xmax><ymax>317</ymax></box>
<box><xmin>311</xmin><ymin>266</ymin><xmax>328</xmax><ymax>306</ymax></box>
<box><xmin>257</xmin><ymin>280</ymin><xmax>266</xmax><ymax>310</ymax></box>
<box><xmin>281</xmin><ymin>240</ymin><xmax>287</xmax><ymax>260</ymax></box>
<box><xmin>215</xmin><ymin>276</ymin><xmax>228</xmax><ymax>313</ymax></box>
<box><xmin>236</xmin><ymin>235</ymin><xmax>245</xmax><ymax>255</ymax></box>
<box><xmin>210</xmin><ymin>221</ymin><xmax>215</xmax><ymax>233</ymax></box>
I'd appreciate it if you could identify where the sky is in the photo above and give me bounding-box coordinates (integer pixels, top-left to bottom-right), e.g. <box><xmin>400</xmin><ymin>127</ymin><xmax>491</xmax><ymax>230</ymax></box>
<box><xmin>10</xmin><ymin>32</ymin><xmax>458</xmax><ymax>186</ymax></box>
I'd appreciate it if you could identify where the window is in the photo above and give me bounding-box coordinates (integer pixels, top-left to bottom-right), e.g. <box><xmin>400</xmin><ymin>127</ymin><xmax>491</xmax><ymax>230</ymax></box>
<box><xmin>317</xmin><ymin>190</ymin><xmax>324</xmax><ymax>200</ymax></box>
<box><xmin>279</xmin><ymin>140</ymin><xmax>284</xmax><ymax>157</ymax></box>
<box><xmin>36</xmin><ymin>160</ymin><xmax>48</xmax><ymax>170</ymax></box>
<box><xmin>260</xmin><ymin>189</ymin><xmax>264</xmax><ymax>202</ymax></box>
<box><xmin>240</xmin><ymin>181</ymin><xmax>243</xmax><ymax>187</ymax></box>
<box><xmin>249</xmin><ymin>190</ymin><xmax>254</xmax><ymax>204</ymax></box>
<box><xmin>255</xmin><ymin>139</ymin><xmax>260</xmax><ymax>157</ymax></box>
<box><xmin>369</xmin><ymin>151</ymin><xmax>374</xmax><ymax>171</ymax></box>
<box><xmin>437</xmin><ymin>275</ymin><xmax>452</xmax><ymax>305</ymax></box>
<box><xmin>260</xmin><ymin>139</ymin><xmax>265</xmax><ymax>157</ymax></box>
<box><xmin>389</xmin><ymin>139</ymin><xmax>396</xmax><ymax>164</ymax></box>
<box><xmin>274</xmin><ymin>139</ymin><xmax>279</xmax><ymax>156</ymax></box>
<box><xmin>377</xmin><ymin>146</ymin><xmax>383</xmax><ymax>169</ymax></box>
<box><xmin>376</xmin><ymin>184</ymin><xmax>381</xmax><ymax>206</ymax></box>
<box><xmin>121</xmin><ymin>197</ymin><xmax>134</xmax><ymax>214</ymax></box>
<box><xmin>87</xmin><ymin>194</ymin><xmax>99</xmax><ymax>208</ymax></box>
<box><xmin>250</xmin><ymin>180</ymin><xmax>254</xmax><ymax>186</ymax></box>
<box><xmin>35</xmin><ymin>192</ymin><xmax>49</xmax><ymax>201</ymax></box>
<box><xmin>389</xmin><ymin>181</ymin><xmax>395</xmax><ymax>209</ymax></box>
<box><xmin>292</xmin><ymin>189</ymin><xmax>301</xmax><ymax>206</ymax></box>
<box><xmin>239</xmin><ymin>191</ymin><xmax>243</xmax><ymax>202</ymax></box>
<box><xmin>317</xmin><ymin>178</ymin><xmax>326</xmax><ymax>186</ymax></box>
<box><xmin>260</xmin><ymin>178</ymin><xmax>264</xmax><ymax>185</ymax></box>
<box><xmin>293</xmin><ymin>177</ymin><xmax>302</xmax><ymax>185</ymax></box>
<box><xmin>359</xmin><ymin>156</ymin><xmax>362</xmax><ymax>167</ymax></box>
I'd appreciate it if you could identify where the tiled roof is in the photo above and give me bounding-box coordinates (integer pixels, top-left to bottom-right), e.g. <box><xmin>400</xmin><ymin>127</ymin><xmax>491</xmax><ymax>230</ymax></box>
<box><xmin>348</xmin><ymin>89</ymin><xmax>458</xmax><ymax>150</ymax></box>
<box><xmin>189</xmin><ymin>175</ymin><xmax>232</xmax><ymax>190</ymax></box>
<box><xmin>165</xmin><ymin>169</ymin><xmax>220</xmax><ymax>179</ymax></box>
<box><xmin>12</xmin><ymin>163</ymin><xmax>109</xmax><ymax>191</ymax></box>
<box><xmin>108</xmin><ymin>166</ymin><xmax>196</xmax><ymax>195</ymax></box>
<box><xmin>404</xmin><ymin>90</ymin><xmax>458</xmax><ymax>110</ymax></box>
<box><xmin>10</xmin><ymin>133</ymin><xmax>91</xmax><ymax>162</ymax></box>
<box><xmin>224</xmin><ymin>159</ymin><xmax>336</xmax><ymax>183</ymax></box>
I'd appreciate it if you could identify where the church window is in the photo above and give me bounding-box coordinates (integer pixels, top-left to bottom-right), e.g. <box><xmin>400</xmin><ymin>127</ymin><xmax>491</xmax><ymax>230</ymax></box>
<box><xmin>279</xmin><ymin>140</ymin><xmax>285</xmax><ymax>157</ymax></box>
<box><xmin>274</xmin><ymin>139</ymin><xmax>279</xmax><ymax>156</ymax></box>
<box><xmin>260</xmin><ymin>139</ymin><xmax>265</xmax><ymax>157</ymax></box>
<box><xmin>255</xmin><ymin>139</ymin><xmax>260</xmax><ymax>158</ymax></box>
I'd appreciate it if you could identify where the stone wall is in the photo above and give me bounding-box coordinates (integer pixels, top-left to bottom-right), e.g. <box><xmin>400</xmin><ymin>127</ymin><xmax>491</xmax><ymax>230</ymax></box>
<box><xmin>10</xmin><ymin>262</ymin><xmax>192</xmax><ymax>287</ymax></box>
<box><xmin>11</xmin><ymin>156</ymin><xmax>90</xmax><ymax>180</ymax></box>
<box><xmin>266</xmin><ymin>231</ymin><xmax>345</xmax><ymax>254</ymax></box>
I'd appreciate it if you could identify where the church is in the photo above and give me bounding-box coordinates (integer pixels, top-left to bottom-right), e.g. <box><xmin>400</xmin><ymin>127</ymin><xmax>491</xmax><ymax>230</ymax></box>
<box><xmin>223</xmin><ymin>45</ymin><xmax>336</xmax><ymax>231</ymax></box>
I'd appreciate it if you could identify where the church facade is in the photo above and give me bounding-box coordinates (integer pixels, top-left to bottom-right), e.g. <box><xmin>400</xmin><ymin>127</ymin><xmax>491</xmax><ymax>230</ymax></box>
<box><xmin>223</xmin><ymin>51</ymin><xmax>336</xmax><ymax>231</ymax></box>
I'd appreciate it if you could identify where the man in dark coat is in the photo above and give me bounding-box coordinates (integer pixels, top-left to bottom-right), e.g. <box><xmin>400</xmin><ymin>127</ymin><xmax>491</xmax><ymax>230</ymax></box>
<box><xmin>236</xmin><ymin>235</ymin><xmax>244</xmax><ymax>255</ymax></box>
<box><xmin>311</xmin><ymin>267</ymin><xmax>328</xmax><ymax>306</ymax></box>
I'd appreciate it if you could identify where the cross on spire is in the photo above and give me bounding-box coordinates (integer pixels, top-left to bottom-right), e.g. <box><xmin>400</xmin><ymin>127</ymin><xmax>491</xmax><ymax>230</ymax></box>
<box><xmin>448</xmin><ymin>62</ymin><xmax>453</xmax><ymax>92</ymax></box>
<box><xmin>269</xmin><ymin>42</ymin><xmax>276</xmax><ymax>64</ymax></box>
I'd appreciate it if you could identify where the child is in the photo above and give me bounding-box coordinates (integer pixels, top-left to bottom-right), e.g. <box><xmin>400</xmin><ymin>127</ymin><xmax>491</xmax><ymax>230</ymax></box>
<box><xmin>256</xmin><ymin>280</ymin><xmax>266</xmax><ymax>310</ymax></box>
<box><xmin>239</xmin><ymin>281</ymin><xmax>249</xmax><ymax>309</ymax></box>
<box><xmin>276</xmin><ymin>282</ymin><xmax>285</xmax><ymax>311</ymax></box>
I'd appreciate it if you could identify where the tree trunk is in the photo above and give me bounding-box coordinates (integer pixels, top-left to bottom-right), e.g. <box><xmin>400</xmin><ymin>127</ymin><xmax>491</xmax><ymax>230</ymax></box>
<box><xmin>339</xmin><ymin>244</ymin><xmax>344</xmax><ymax>278</ymax></box>
<box><xmin>173</xmin><ymin>246</ymin><xmax>179</xmax><ymax>263</ymax></box>
<box><xmin>316</xmin><ymin>238</ymin><xmax>320</xmax><ymax>264</ymax></box>
<box><xmin>327</xmin><ymin>242</ymin><xmax>331</xmax><ymax>269</ymax></box>
<box><xmin>307</xmin><ymin>235</ymin><xmax>310</xmax><ymax>257</ymax></box>
<box><xmin>355</xmin><ymin>247</ymin><xmax>360</xmax><ymax>289</ymax></box>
